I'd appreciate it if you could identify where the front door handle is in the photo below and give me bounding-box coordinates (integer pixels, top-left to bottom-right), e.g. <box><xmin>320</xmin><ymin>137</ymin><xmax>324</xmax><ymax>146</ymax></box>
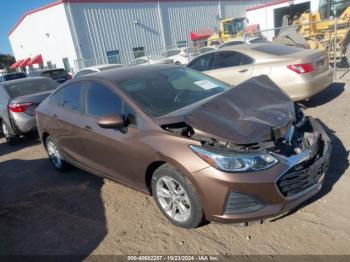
<box><xmin>238</xmin><ymin>68</ymin><xmax>249</xmax><ymax>73</ymax></box>
<box><xmin>83</xmin><ymin>125</ymin><xmax>93</xmax><ymax>132</ymax></box>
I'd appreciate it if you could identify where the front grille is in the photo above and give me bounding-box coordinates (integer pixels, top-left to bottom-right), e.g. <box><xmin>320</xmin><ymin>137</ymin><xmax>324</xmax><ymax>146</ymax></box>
<box><xmin>224</xmin><ymin>192</ymin><xmax>264</xmax><ymax>214</ymax></box>
<box><xmin>277</xmin><ymin>158</ymin><xmax>328</xmax><ymax>198</ymax></box>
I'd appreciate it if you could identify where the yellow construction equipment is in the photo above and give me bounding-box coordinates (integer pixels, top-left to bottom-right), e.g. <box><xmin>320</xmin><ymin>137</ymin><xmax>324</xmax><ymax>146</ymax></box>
<box><xmin>275</xmin><ymin>0</ymin><xmax>350</xmax><ymax>63</ymax></box>
<box><xmin>207</xmin><ymin>17</ymin><xmax>260</xmax><ymax>46</ymax></box>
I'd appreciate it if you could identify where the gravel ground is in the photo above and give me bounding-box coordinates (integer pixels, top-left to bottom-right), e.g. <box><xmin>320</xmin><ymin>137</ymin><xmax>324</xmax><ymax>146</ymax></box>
<box><xmin>0</xmin><ymin>80</ymin><xmax>349</xmax><ymax>256</ymax></box>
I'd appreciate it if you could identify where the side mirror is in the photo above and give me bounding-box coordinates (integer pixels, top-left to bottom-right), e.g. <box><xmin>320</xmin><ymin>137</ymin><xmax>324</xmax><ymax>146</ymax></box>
<box><xmin>97</xmin><ymin>113</ymin><xmax>125</xmax><ymax>129</ymax></box>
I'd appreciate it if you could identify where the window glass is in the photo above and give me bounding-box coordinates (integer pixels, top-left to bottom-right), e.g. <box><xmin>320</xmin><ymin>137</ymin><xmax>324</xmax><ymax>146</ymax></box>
<box><xmin>136</xmin><ymin>59</ymin><xmax>148</xmax><ymax>65</ymax></box>
<box><xmin>4</xmin><ymin>78</ymin><xmax>58</xmax><ymax>98</ymax></box>
<box><xmin>212</xmin><ymin>51</ymin><xmax>253</xmax><ymax>69</ymax></box>
<box><xmin>86</xmin><ymin>82</ymin><xmax>122</xmax><ymax>117</ymax></box>
<box><xmin>119</xmin><ymin>67</ymin><xmax>229</xmax><ymax>117</ymax></box>
<box><xmin>3</xmin><ymin>73</ymin><xmax>26</xmax><ymax>81</ymax></box>
<box><xmin>133</xmin><ymin>47</ymin><xmax>145</xmax><ymax>59</ymax></box>
<box><xmin>187</xmin><ymin>54</ymin><xmax>214</xmax><ymax>71</ymax></box>
<box><xmin>106</xmin><ymin>50</ymin><xmax>120</xmax><ymax>64</ymax></box>
<box><xmin>61</xmin><ymin>83</ymin><xmax>82</xmax><ymax>112</ymax></box>
<box><xmin>43</xmin><ymin>69</ymin><xmax>68</xmax><ymax>80</ymax></box>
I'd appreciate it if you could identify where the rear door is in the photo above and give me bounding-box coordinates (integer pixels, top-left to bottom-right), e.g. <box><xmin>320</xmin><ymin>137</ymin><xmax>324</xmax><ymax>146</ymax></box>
<box><xmin>205</xmin><ymin>51</ymin><xmax>254</xmax><ymax>85</ymax></box>
<box><xmin>49</xmin><ymin>82</ymin><xmax>85</xmax><ymax>164</ymax></box>
<box><xmin>79</xmin><ymin>80</ymin><xmax>137</xmax><ymax>183</ymax></box>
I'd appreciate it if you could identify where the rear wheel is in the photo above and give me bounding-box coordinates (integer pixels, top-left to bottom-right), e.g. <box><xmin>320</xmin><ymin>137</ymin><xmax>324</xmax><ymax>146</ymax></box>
<box><xmin>45</xmin><ymin>136</ymin><xmax>71</xmax><ymax>172</ymax></box>
<box><xmin>151</xmin><ymin>164</ymin><xmax>205</xmax><ymax>228</ymax></box>
<box><xmin>1</xmin><ymin>122</ymin><xmax>18</xmax><ymax>145</ymax></box>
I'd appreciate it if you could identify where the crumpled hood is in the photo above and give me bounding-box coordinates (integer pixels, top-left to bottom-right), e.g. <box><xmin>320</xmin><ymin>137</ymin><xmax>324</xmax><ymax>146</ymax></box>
<box><xmin>184</xmin><ymin>75</ymin><xmax>296</xmax><ymax>144</ymax></box>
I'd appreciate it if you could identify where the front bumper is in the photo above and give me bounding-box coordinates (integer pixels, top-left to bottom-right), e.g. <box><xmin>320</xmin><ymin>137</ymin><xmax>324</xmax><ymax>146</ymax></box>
<box><xmin>191</xmin><ymin>117</ymin><xmax>331</xmax><ymax>223</ymax></box>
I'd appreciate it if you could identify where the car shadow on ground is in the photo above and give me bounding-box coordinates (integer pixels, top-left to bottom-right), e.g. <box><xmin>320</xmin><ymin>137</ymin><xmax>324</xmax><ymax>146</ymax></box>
<box><xmin>0</xmin><ymin>157</ymin><xmax>107</xmax><ymax>256</ymax></box>
<box><xmin>299</xmin><ymin>82</ymin><xmax>345</xmax><ymax>108</ymax></box>
<box><xmin>0</xmin><ymin>134</ymin><xmax>41</xmax><ymax>157</ymax></box>
<box><xmin>271</xmin><ymin>120</ymin><xmax>349</xmax><ymax>222</ymax></box>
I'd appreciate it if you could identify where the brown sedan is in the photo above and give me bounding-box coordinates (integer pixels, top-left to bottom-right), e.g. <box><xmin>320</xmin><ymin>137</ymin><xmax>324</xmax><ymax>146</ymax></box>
<box><xmin>36</xmin><ymin>65</ymin><xmax>331</xmax><ymax>228</ymax></box>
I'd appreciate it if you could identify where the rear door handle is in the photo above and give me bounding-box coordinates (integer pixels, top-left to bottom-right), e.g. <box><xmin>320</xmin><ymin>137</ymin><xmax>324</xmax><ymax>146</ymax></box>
<box><xmin>83</xmin><ymin>125</ymin><xmax>93</xmax><ymax>132</ymax></box>
<box><xmin>238</xmin><ymin>69</ymin><xmax>249</xmax><ymax>73</ymax></box>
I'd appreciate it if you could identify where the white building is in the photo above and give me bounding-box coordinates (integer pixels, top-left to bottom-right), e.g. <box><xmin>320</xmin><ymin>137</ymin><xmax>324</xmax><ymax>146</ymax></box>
<box><xmin>9</xmin><ymin>0</ymin><xmax>270</xmax><ymax>72</ymax></box>
<box><xmin>246</xmin><ymin>0</ymin><xmax>319</xmax><ymax>40</ymax></box>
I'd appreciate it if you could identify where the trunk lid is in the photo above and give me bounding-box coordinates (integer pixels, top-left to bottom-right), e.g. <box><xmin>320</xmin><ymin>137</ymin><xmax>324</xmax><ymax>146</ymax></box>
<box><xmin>9</xmin><ymin>90</ymin><xmax>53</xmax><ymax>116</ymax></box>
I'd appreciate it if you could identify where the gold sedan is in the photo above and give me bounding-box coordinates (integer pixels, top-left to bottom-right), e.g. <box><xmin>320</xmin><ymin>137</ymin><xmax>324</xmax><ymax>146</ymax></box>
<box><xmin>187</xmin><ymin>43</ymin><xmax>333</xmax><ymax>101</ymax></box>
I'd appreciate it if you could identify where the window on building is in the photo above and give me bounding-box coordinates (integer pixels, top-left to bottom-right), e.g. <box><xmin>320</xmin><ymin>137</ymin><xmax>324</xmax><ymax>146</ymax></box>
<box><xmin>177</xmin><ymin>41</ymin><xmax>187</xmax><ymax>48</ymax></box>
<box><xmin>133</xmin><ymin>47</ymin><xmax>145</xmax><ymax>59</ymax></box>
<box><xmin>106</xmin><ymin>50</ymin><xmax>120</xmax><ymax>64</ymax></box>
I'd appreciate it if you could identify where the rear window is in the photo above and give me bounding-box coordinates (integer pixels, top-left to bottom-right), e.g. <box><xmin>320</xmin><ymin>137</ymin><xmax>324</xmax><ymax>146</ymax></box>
<box><xmin>3</xmin><ymin>73</ymin><xmax>26</xmax><ymax>81</ymax></box>
<box><xmin>252</xmin><ymin>44</ymin><xmax>302</xmax><ymax>56</ymax></box>
<box><xmin>43</xmin><ymin>69</ymin><xmax>68</xmax><ymax>80</ymax></box>
<box><xmin>4</xmin><ymin>79</ymin><xmax>58</xmax><ymax>98</ymax></box>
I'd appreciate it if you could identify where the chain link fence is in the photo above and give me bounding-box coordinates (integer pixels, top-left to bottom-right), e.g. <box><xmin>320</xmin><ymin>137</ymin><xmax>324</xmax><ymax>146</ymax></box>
<box><xmin>73</xmin><ymin>17</ymin><xmax>350</xmax><ymax>82</ymax></box>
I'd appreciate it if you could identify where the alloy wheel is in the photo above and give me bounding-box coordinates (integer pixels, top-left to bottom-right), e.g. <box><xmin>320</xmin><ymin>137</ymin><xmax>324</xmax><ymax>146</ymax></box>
<box><xmin>156</xmin><ymin>176</ymin><xmax>191</xmax><ymax>222</ymax></box>
<box><xmin>46</xmin><ymin>140</ymin><xmax>62</xmax><ymax>169</ymax></box>
<box><xmin>2</xmin><ymin>123</ymin><xmax>9</xmax><ymax>138</ymax></box>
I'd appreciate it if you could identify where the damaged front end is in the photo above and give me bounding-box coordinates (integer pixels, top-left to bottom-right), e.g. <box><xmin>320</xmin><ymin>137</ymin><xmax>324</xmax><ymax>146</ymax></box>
<box><xmin>159</xmin><ymin>76</ymin><xmax>331</xmax><ymax>198</ymax></box>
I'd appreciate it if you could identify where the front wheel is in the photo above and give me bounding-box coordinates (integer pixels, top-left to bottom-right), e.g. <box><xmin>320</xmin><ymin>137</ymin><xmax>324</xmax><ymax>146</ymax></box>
<box><xmin>151</xmin><ymin>164</ymin><xmax>205</xmax><ymax>228</ymax></box>
<box><xmin>45</xmin><ymin>136</ymin><xmax>71</xmax><ymax>172</ymax></box>
<box><xmin>1</xmin><ymin>122</ymin><xmax>18</xmax><ymax>145</ymax></box>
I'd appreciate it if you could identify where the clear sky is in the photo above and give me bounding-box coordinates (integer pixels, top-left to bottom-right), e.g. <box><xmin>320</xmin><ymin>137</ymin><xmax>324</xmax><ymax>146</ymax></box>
<box><xmin>0</xmin><ymin>0</ymin><xmax>54</xmax><ymax>55</ymax></box>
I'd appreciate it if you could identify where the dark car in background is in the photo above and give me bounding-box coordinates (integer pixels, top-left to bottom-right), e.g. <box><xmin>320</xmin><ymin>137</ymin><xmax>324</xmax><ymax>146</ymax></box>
<box><xmin>0</xmin><ymin>72</ymin><xmax>26</xmax><ymax>82</ymax></box>
<box><xmin>29</xmin><ymin>69</ymin><xmax>72</xmax><ymax>84</ymax></box>
<box><xmin>0</xmin><ymin>77</ymin><xmax>59</xmax><ymax>144</ymax></box>
<box><xmin>36</xmin><ymin>65</ymin><xmax>331</xmax><ymax>228</ymax></box>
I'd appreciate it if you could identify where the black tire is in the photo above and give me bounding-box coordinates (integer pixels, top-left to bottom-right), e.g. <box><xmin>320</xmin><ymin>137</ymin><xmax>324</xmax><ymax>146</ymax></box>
<box><xmin>175</xmin><ymin>61</ymin><xmax>181</xmax><ymax>65</ymax></box>
<box><xmin>45</xmin><ymin>136</ymin><xmax>71</xmax><ymax>172</ymax></box>
<box><xmin>1</xmin><ymin>121</ymin><xmax>18</xmax><ymax>145</ymax></box>
<box><xmin>151</xmin><ymin>164</ymin><xmax>205</xmax><ymax>228</ymax></box>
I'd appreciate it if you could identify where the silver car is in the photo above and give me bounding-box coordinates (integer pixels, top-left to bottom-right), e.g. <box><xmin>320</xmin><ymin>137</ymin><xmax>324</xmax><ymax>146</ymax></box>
<box><xmin>129</xmin><ymin>56</ymin><xmax>173</xmax><ymax>66</ymax></box>
<box><xmin>0</xmin><ymin>77</ymin><xmax>58</xmax><ymax>144</ymax></box>
<box><xmin>74</xmin><ymin>64</ymin><xmax>125</xmax><ymax>78</ymax></box>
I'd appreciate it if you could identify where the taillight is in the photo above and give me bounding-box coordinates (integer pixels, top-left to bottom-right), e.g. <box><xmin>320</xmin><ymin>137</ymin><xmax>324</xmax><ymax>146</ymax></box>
<box><xmin>67</xmin><ymin>74</ymin><xmax>72</xmax><ymax>80</ymax></box>
<box><xmin>287</xmin><ymin>63</ymin><xmax>314</xmax><ymax>74</ymax></box>
<box><xmin>8</xmin><ymin>102</ymin><xmax>33</xmax><ymax>113</ymax></box>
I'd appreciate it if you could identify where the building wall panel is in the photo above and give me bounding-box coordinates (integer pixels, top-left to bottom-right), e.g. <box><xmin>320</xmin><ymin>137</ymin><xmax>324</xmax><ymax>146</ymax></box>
<box><xmin>9</xmin><ymin>4</ymin><xmax>77</xmax><ymax>71</ymax></box>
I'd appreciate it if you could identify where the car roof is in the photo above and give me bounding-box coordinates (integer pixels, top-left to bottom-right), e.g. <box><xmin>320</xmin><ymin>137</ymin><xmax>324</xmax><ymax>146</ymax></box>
<box><xmin>80</xmin><ymin>64</ymin><xmax>180</xmax><ymax>83</ymax></box>
<box><xmin>83</xmin><ymin>64</ymin><xmax>124</xmax><ymax>71</ymax></box>
<box><xmin>0</xmin><ymin>77</ymin><xmax>51</xmax><ymax>86</ymax></box>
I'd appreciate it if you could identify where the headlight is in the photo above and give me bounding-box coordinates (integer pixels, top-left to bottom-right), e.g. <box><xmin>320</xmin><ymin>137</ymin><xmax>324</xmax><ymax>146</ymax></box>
<box><xmin>189</xmin><ymin>145</ymin><xmax>278</xmax><ymax>172</ymax></box>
